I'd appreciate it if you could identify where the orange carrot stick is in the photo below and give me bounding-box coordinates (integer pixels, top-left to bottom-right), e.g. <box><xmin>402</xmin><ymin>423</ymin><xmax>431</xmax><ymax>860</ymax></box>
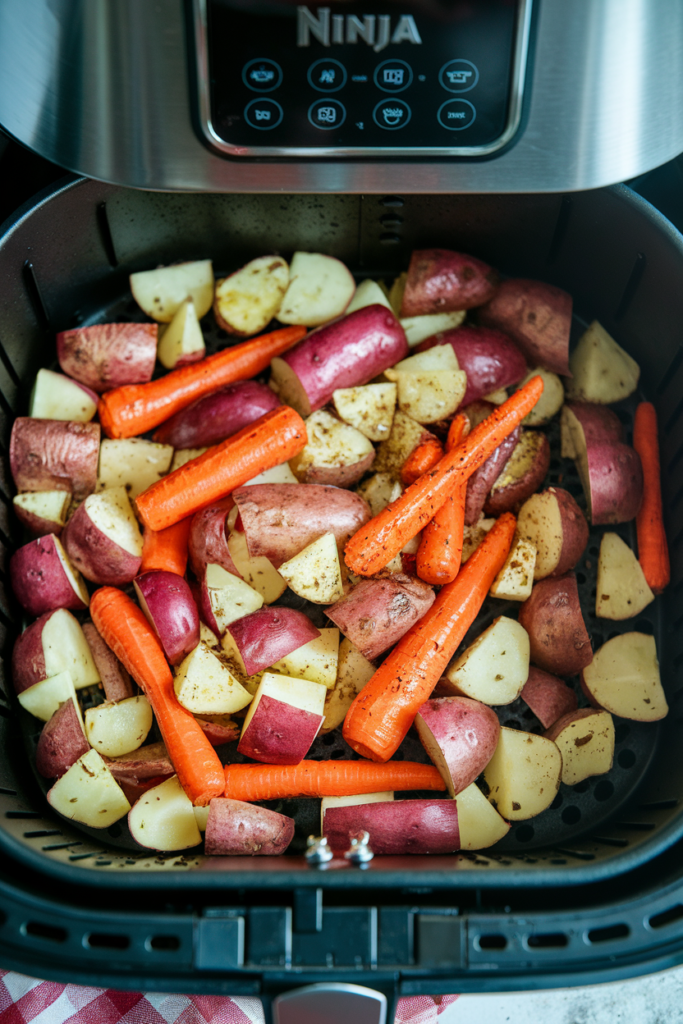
<box><xmin>90</xmin><ymin>587</ymin><xmax>224</xmax><ymax>806</ymax></box>
<box><xmin>141</xmin><ymin>518</ymin><xmax>192</xmax><ymax>576</ymax></box>
<box><xmin>401</xmin><ymin>435</ymin><xmax>444</xmax><ymax>486</ymax></box>
<box><xmin>135</xmin><ymin>405</ymin><xmax>306</xmax><ymax>532</ymax></box>
<box><xmin>416</xmin><ymin>413</ymin><xmax>469</xmax><ymax>585</ymax></box>
<box><xmin>345</xmin><ymin>376</ymin><xmax>542</xmax><ymax>576</ymax></box>
<box><xmin>223</xmin><ymin>759</ymin><xmax>445</xmax><ymax>802</ymax></box>
<box><xmin>344</xmin><ymin>512</ymin><xmax>516</xmax><ymax>762</ymax></box>
<box><xmin>98</xmin><ymin>325</ymin><xmax>306</xmax><ymax>439</ymax></box>
<box><xmin>633</xmin><ymin>402</ymin><xmax>670</xmax><ymax>594</ymax></box>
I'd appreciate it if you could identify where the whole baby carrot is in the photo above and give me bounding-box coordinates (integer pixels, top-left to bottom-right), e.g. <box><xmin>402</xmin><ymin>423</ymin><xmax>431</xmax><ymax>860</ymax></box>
<box><xmin>343</xmin><ymin>512</ymin><xmax>516</xmax><ymax>762</ymax></box>
<box><xmin>98</xmin><ymin>325</ymin><xmax>306</xmax><ymax>439</ymax></box>
<box><xmin>223</xmin><ymin>759</ymin><xmax>445</xmax><ymax>801</ymax></box>
<box><xmin>345</xmin><ymin>376</ymin><xmax>542</xmax><ymax>576</ymax></box>
<box><xmin>90</xmin><ymin>587</ymin><xmax>224</xmax><ymax>806</ymax></box>
<box><xmin>401</xmin><ymin>435</ymin><xmax>444</xmax><ymax>486</ymax></box>
<box><xmin>416</xmin><ymin>413</ymin><xmax>469</xmax><ymax>585</ymax></box>
<box><xmin>633</xmin><ymin>402</ymin><xmax>670</xmax><ymax>594</ymax></box>
<box><xmin>141</xmin><ymin>518</ymin><xmax>192</xmax><ymax>576</ymax></box>
<box><xmin>135</xmin><ymin>405</ymin><xmax>306</xmax><ymax>531</ymax></box>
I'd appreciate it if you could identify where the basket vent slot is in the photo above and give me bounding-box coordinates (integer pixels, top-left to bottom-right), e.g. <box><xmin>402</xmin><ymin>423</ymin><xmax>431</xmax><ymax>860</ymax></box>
<box><xmin>587</xmin><ymin>923</ymin><xmax>629</xmax><ymax>944</ymax></box>
<box><xmin>24</xmin><ymin>921</ymin><xmax>67</xmax><ymax>943</ymax></box>
<box><xmin>658</xmin><ymin>344</ymin><xmax>683</xmax><ymax>394</ymax></box>
<box><xmin>6</xmin><ymin>811</ymin><xmax>43</xmax><ymax>820</ymax></box>
<box><xmin>476</xmin><ymin>934</ymin><xmax>507</xmax><ymax>950</ymax></box>
<box><xmin>86</xmin><ymin>932</ymin><xmax>130</xmax><ymax>950</ymax></box>
<box><xmin>147</xmin><ymin>935</ymin><xmax>181</xmax><ymax>952</ymax></box>
<box><xmin>526</xmin><ymin>932</ymin><xmax>568</xmax><ymax>948</ymax></box>
<box><xmin>96</xmin><ymin>203</ymin><xmax>119</xmax><ymax>268</ymax></box>
<box><xmin>649</xmin><ymin>904</ymin><xmax>683</xmax><ymax>929</ymax></box>
<box><xmin>614</xmin><ymin>251</ymin><xmax>646</xmax><ymax>321</ymax></box>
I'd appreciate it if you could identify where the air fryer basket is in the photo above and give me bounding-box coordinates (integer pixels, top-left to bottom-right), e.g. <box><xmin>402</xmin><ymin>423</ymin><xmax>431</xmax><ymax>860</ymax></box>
<box><xmin>2</xmin><ymin>178</ymin><xmax>683</xmax><ymax>999</ymax></box>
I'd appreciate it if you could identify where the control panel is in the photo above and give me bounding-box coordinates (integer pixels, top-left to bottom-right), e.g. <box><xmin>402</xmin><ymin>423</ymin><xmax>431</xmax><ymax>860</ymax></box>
<box><xmin>195</xmin><ymin>0</ymin><xmax>531</xmax><ymax>158</ymax></box>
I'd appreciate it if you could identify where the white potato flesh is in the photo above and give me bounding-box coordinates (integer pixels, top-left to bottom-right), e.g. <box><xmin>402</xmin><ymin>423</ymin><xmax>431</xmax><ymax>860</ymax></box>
<box><xmin>389</xmin><ymin>345</ymin><xmax>460</xmax><ymax>374</ymax></box>
<box><xmin>157</xmin><ymin>298</ymin><xmax>205</xmax><ymax>369</ymax></box>
<box><xmin>333</xmin><ymin>383</ymin><xmax>397</xmax><ymax>442</ymax></box>
<box><xmin>356</xmin><ymin>472</ymin><xmax>403</xmax><ymax>517</ymax></box>
<box><xmin>193</xmin><ymin>805</ymin><xmax>210</xmax><ymax>832</ymax></box>
<box><xmin>393</xmin><ymin>370</ymin><xmax>467</xmax><ymax>424</ymax></box>
<box><xmin>130</xmin><ymin>260</ymin><xmax>214</xmax><ymax>322</ymax></box>
<box><xmin>596</xmin><ymin>533</ymin><xmax>654</xmax><ymax>619</ymax></box>
<box><xmin>227</xmin><ymin>529</ymin><xmax>287</xmax><ymax>604</ymax></box>
<box><xmin>551</xmin><ymin>711</ymin><xmax>615</xmax><ymax>786</ymax></box>
<box><xmin>85</xmin><ymin>696</ymin><xmax>153</xmax><ymax>757</ymax></box>
<box><xmin>321</xmin><ymin>638</ymin><xmax>375</xmax><ymax>733</ymax></box>
<box><xmin>48</xmin><ymin>749</ymin><xmax>131</xmax><ymax>828</ymax></box>
<box><xmin>582</xmin><ymin>633</ymin><xmax>667</xmax><ymax>721</ymax></box>
<box><xmin>400</xmin><ymin>311</ymin><xmax>466</xmax><ymax>347</ymax></box>
<box><xmin>47</xmin><ymin>534</ymin><xmax>90</xmax><ymax>607</ymax></box>
<box><xmin>482</xmin><ymin>388</ymin><xmax>508</xmax><ymax>405</ymax></box>
<box><xmin>30</xmin><ymin>369</ymin><xmax>98</xmax><ymax>422</ymax></box>
<box><xmin>17</xmin><ymin>671</ymin><xmax>82</xmax><ymax>724</ymax></box>
<box><xmin>489</xmin><ymin>537</ymin><xmax>537</xmax><ymax>601</ymax></box>
<box><xmin>84</xmin><ymin>487</ymin><xmax>143</xmax><ymax>557</ymax></box>
<box><xmin>97</xmin><ymin>439</ymin><xmax>174</xmax><ymax>499</ymax></box>
<box><xmin>272</xmin><ymin>627</ymin><xmax>340</xmax><ymax>689</ymax></box>
<box><xmin>174</xmin><ymin>641</ymin><xmax>252</xmax><ymax>714</ymax></box>
<box><xmin>171</xmin><ymin>447</ymin><xmax>208</xmax><ymax>472</ymax></box>
<box><xmin>128</xmin><ymin>775</ymin><xmax>202</xmax><ymax>851</ymax></box>
<box><xmin>278</xmin><ymin>532</ymin><xmax>344</xmax><ymax>604</ymax></box>
<box><xmin>461</xmin><ymin>518</ymin><xmax>495</xmax><ymax>563</ymax></box>
<box><xmin>516</xmin><ymin>491</ymin><xmax>564</xmax><ymax>580</ymax></box>
<box><xmin>42</xmin><ymin>609</ymin><xmax>101</xmax><ymax>689</ymax></box>
<box><xmin>240</xmin><ymin>671</ymin><xmax>327</xmax><ymax>736</ymax></box>
<box><xmin>205</xmin><ymin>563</ymin><xmax>264</xmax><ymax>631</ymax></box>
<box><xmin>388</xmin><ymin>272</ymin><xmax>408</xmax><ymax>315</ymax></box>
<box><xmin>13</xmin><ymin>490</ymin><xmax>71</xmax><ymax>530</ymax></box>
<box><xmin>519</xmin><ymin>367</ymin><xmax>564</xmax><ymax>426</ymax></box>
<box><xmin>483</xmin><ymin>727</ymin><xmax>562</xmax><ymax>821</ymax></box>
<box><xmin>214</xmin><ymin>256</ymin><xmax>289</xmax><ymax>336</ymax></box>
<box><xmin>277</xmin><ymin>252</ymin><xmax>355</xmax><ymax>326</ymax></box>
<box><xmin>446</xmin><ymin>616</ymin><xmax>530</xmax><ymax>705</ymax></box>
<box><xmin>565</xmin><ymin>320</ymin><xmax>640</xmax><ymax>403</ymax></box>
<box><xmin>373</xmin><ymin>410</ymin><xmax>430</xmax><ymax>478</ymax></box>
<box><xmin>243</xmin><ymin>462</ymin><xmax>299</xmax><ymax>486</ymax></box>
<box><xmin>346</xmin><ymin>279</ymin><xmax>393</xmax><ymax>315</ymax></box>
<box><xmin>321</xmin><ymin>791</ymin><xmax>393</xmax><ymax>832</ymax></box>
<box><xmin>455</xmin><ymin>783</ymin><xmax>510</xmax><ymax>850</ymax></box>
<box><xmin>290</xmin><ymin>409</ymin><xmax>374</xmax><ymax>481</ymax></box>
<box><xmin>200</xmin><ymin>622</ymin><xmax>220</xmax><ymax>646</ymax></box>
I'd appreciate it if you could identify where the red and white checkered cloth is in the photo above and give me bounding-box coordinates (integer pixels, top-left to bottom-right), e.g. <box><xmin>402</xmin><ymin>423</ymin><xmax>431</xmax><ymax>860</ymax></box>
<box><xmin>0</xmin><ymin>971</ymin><xmax>457</xmax><ymax>1024</ymax></box>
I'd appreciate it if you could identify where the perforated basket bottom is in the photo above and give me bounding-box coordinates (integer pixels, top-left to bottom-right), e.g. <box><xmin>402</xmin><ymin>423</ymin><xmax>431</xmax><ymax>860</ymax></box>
<box><xmin>14</xmin><ymin>291</ymin><xmax>663</xmax><ymax>863</ymax></box>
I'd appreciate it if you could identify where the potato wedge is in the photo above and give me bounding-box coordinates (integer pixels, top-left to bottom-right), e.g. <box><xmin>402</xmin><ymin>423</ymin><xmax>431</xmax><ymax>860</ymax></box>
<box><xmin>289</xmin><ymin>409</ymin><xmax>375</xmax><ymax>487</ymax></box>
<box><xmin>214</xmin><ymin>256</ymin><xmax>289</xmax><ymax>336</ymax></box>
<box><xmin>581</xmin><ymin>633</ymin><xmax>667</xmax><ymax>722</ymax></box>
<box><xmin>444</xmin><ymin>616</ymin><xmax>530</xmax><ymax>705</ymax></box>
<box><xmin>545</xmin><ymin>709</ymin><xmax>615</xmax><ymax>786</ymax></box>
<box><xmin>278</xmin><ymin>532</ymin><xmax>344</xmax><ymax>604</ymax></box>
<box><xmin>333</xmin><ymin>383</ymin><xmax>397</xmax><ymax>442</ymax></box>
<box><xmin>596</xmin><ymin>532</ymin><xmax>654</xmax><ymax>619</ymax></box>
<box><xmin>130</xmin><ymin>260</ymin><xmax>214</xmax><ymax>322</ymax></box>
<box><xmin>565</xmin><ymin>320</ymin><xmax>640</xmax><ymax>403</ymax></box>
<box><xmin>483</xmin><ymin>727</ymin><xmax>562</xmax><ymax>821</ymax></box>
<box><xmin>321</xmin><ymin>638</ymin><xmax>375</xmax><ymax>733</ymax></box>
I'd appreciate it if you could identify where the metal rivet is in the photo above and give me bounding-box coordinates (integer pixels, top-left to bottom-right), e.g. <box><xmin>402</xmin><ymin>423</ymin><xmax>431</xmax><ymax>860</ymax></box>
<box><xmin>305</xmin><ymin>835</ymin><xmax>333</xmax><ymax>867</ymax></box>
<box><xmin>344</xmin><ymin>830</ymin><xmax>374</xmax><ymax>867</ymax></box>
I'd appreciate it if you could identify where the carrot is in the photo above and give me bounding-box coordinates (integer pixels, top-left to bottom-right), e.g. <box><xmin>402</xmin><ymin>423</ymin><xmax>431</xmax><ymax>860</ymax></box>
<box><xmin>98</xmin><ymin>325</ymin><xmax>307</xmax><ymax>439</ymax></box>
<box><xmin>141</xmin><ymin>518</ymin><xmax>192</xmax><ymax>576</ymax></box>
<box><xmin>401</xmin><ymin>435</ymin><xmax>444</xmax><ymax>486</ymax></box>
<box><xmin>135</xmin><ymin>405</ymin><xmax>306</xmax><ymax>532</ymax></box>
<box><xmin>633</xmin><ymin>402</ymin><xmax>670</xmax><ymax>594</ymax></box>
<box><xmin>223</xmin><ymin>759</ymin><xmax>445</xmax><ymax>802</ymax></box>
<box><xmin>345</xmin><ymin>376</ymin><xmax>542</xmax><ymax>576</ymax></box>
<box><xmin>90</xmin><ymin>587</ymin><xmax>224</xmax><ymax>806</ymax></box>
<box><xmin>344</xmin><ymin>512</ymin><xmax>516</xmax><ymax>762</ymax></box>
<box><xmin>416</xmin><ymin>413</ymin><xmax>469</xmax><ymax>585</ymax></box>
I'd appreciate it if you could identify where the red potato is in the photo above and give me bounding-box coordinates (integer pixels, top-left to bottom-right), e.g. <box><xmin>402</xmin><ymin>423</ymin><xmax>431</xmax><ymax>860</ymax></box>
<box><xmin>13</xmin><ymin>491</ymin><xmax>71</xmax><ymax>538</ymax></box>
<box><xmin>465</xmin><ymin>425</ymin><xmax>521</xmax><ymax>525</ymax></box>
<box><xmin>477</xmin><ymin>278</ymin><xmax>572</xmax><ymax>376</ymax></box>
<box><xmin>188</xmin><ymin>498</ymin><xmax>240</xmax><ymax>579</ymax></box>
<box><xmin>238</xmin><ymin>674</ymin><xmax>326</xmax><ymax>765</ymax></box>
<box><xmin>29</xmin><ymin>368</ymin><xmax>99</xmax><ymax>422</ymax></box>
<box><xmin>484</xmin><ymin>431</ymin><xmax>551</xmax><ymax>516</ymax></box>
<box><xmin>233</xmin><ymin>483</ymin><xmax>371</xmax><ymax>568</ymax></box>
<box><xmin>583</xmin><ymin>442</ymin><xmax>644</xmax><ymax>525</ymax></box>
<box><xmin>152</xmin><ymin>380</ymin><xmax>281</xmax><ymax>449</ymax></box>
<box><xmin>56</xmin><ymin>322</ymin><xmax>157</xmax><ymax>393</ymax></box>
<box><xmin>82</xmin><ymin>622</ymin><xmax>134</xmax><ymax>702</ymax></box>
<box><xmin>62</xmin><ymin>487</ymin><xmax>142</xmax><ymax>585</ymax></box>
<box><xmin>103</xmin><ymin>742</ymin><xmax>174</xmax><ymax>783</ymax></box>
<box><xmin>415</xmin><ymin>697</ymin><xmax>500</xmax><ymax>798</ymax></box>
<box><xmin>128</xmin><ymin>775</ymin><xmax>201</xmax><ymax>851</ymax></box>
<box><xmin>195</xmin><ymin>714</ymin><xmax>240</xmax><ymax>747</ymax></box>
<box><xmin>9</xmin><ymin>533</ymin><xmax>89</xmax><ymax>617</ymax></box>
<box><xmin>205</xmin><ymin>798</ymin><xmax>295</xmax><ymax>856</ymax></box>
<box><xmin>269</xmin><ymin>304</ymin><xmax>408</xmax><ymax>417</ymax></box>
<box><xmin>199</xmin><ymin>564</ymin><xmax>263</xmax><ymax>637</ymax></box>
<box><xmin>134</xmin><ymin>570</ymin><xmax>200</xmax><ymax>666</ymax></box>
<box><xmin>544</xmin><ymin>708</ymin><xmax>615</xmax><ymax>786</ymax></box>
<box><xmin>224</xmin><ymin>607</ymin><xmax>320</xmax><ymax>676</ymax></box>
<box><xmin>324</xmin><ymin>799</ymin><xmax>460</xmax><ymax>855</ymax></box>
<box><xmin>289</xmin><ymin>409</ymin><xmax>376</xmax><ymax>488</ymax></box>
<box><xmin>518</xmin><ymin>573</ymin><xmax>592</xmax><ymax>676</ymax></box>
<box><xmin>516</xmin><ymin>487</ymin><xmax>589</xmax><ymax>579</ymax></box>
<box><xmin>214</xmin><ymin>256</ymin><xmax>290</xmax><ymax>337</ymax></box>
<box><xmin>12</xmin><ymin>608</ymin><xmax>100</xmax><ymax>695</ymax></box>
<box><xmin>521</xmin><ymin>666</ymin><xmax>578</xmax><ymax>729</ymax></box>
<box><xmin>35</xmin><ymin>700</ymin><xmax>89</xmax><ymax>779</ymax></box>
<box><xmin>560</xmin><ymin>402</ymin><xmax>624</xmax><ymax>459</ymax></box>
<box><xmin>10</xmin><ymin>418</ymin><xmax>100</xmax><ymax>498</ymax></box>
<box><xmin>400</xmin><ymin>249</ymin><xmax>499</xmax><ymax>317</ymax></box>
<box><xmin>416</xmin><ymin>325</ymin><xmax>527</xmax><ymax>405</ymax></box>
<box><xmin>325</xmin><ymin>572</ymin><xmax>435</xmax><ymax>661</ymax></box>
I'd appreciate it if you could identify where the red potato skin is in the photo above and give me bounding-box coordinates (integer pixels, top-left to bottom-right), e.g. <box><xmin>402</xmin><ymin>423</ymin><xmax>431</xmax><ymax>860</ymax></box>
<box><xmin>9</xmin><ymin>534</ymin><xmax>87</xmax><ymax>617</ymax></box>
<box><xmin>205</xmin><ymin>798</ymin><xmax>295</xmax><ymax>855</ymax></box>
<box><xmin>521</xmin><ymin>666</ymin><xmax>578</xmax><ymax>729</ymax></box>
<box><xmin>10</xmin><ymin>418</ymin><xmax>100</xmax><ymax>499</ymax></box>
<box><xmin>477</xmin><ymin>278</ymin><xmax>572</xmax><ymax>376</ymax></box>
<box><xmin>62</xmin><ymin>501</ymin><xmax>142</xmax><ymax>585</ymax></box>
<box><xmin>401</xmin><ymin>250</ymin><xmax>499</xmax><ymax>317</ymax></box>
<box><xmin>13</xmin><ymin>503</ymin><xmax>65</xmax><ymax>538</ymax></box>
<box><xmin>103</xmin><ymin>742</ymin><xmax>174</xmax><ymax>782</ymax></box>
<box><xmin>82</xmin><ymin>622</ymin><xmax>133</xmax><ymax>701</ymax></box>
<box><xmin>417</xmin><ymin>325</ymin><xmax>527</xmax><ymax>405</ymax></box>
<box><xmin>188</xmin><ymin>498</ymin><xmax>240</xmax><ymax>579</ymax></box>
<box><xmin>134</xmin><ymin>570</ymin><xmax>200</xmax><ymax>666</ymax></box>
<box><xmin>548</xmin><ymin>488</ymin><xmax>589</xmax><ymax>576</ymax></box>
<box><xmin>233</xmin><ymin>483</ymin><xmax>371</xmax><ymax>568</ymax></box>
<box><xmin>237</xmin><ymin>695</ymin><xmax>323</xmax><ymax>765</ymax></box>
<box><xmin>586</xmin><ymin>443</ymin><xmax>644</xmax><ymax>524</ymax></box>
<box><xmin>195</xmin><ymin>716</ymin><xmax>240</xmax><ymax>747</ymax></box>
<box><xmin>11</xmin><ymin>610</ymin><xmax>52</xmax><ymax>694</ymax></box>
<box><xmin>325</xmin><ymin>571</ymin><xmax>435</xmax><ymax>661</ymax></box>
<box><xmin>324</xmin><ymin>799</ymin><xmax>460</xmax><ymax>855</ymax></box>
<box><xmin>152</xmin><ymin>380</ymin><xmax>281</xmax><ymax>449</ymax></box>
<box><xmin>518</xmin><ymin>573</ymin><xmax>593</xmax><ymax>677</ymax></box>
<box><xmin>484</xmin><ymin>432</ymin><xmax>551</xmax><ymax>516</ymax></box>
<box><xmin>57</xmin><ymin>322</ymin><xmax>157</xmax><ymax>393</ymax></box>
<box><xmin>226</xmin><ymin>607</ymin><xmax>320</xmax><ymax>676</ymax></box>
<box><xmin>415</xmin><ymin>696</ymin><xmax>500</xmax><ymax>795</ymax></box>
<box><xmin>35</xmin><ymin>700</ymin><xmax>89</xmax><ymax>779</ymax></box>
<box><xmin>465</xmin><ymin>425</ymin><xmax>521</xmax><ymax>525</ymax></box>
<box><xmin>272</xmin><ymin>305</ymin><xmax>408</xmax><ymax>415</ymax></box>
<box><xmin>296</xmin><ymin>450</ymin><xmax>376</xmax><ymax>489</ymax></box>
<box><xmin>565</xmin><ymin>402</ymin><xmax>624</xmax><ymax>447</ymax></box>
<box><xmin>199</xmin><ymin>570</ymin><xmax>223</xmax><ymax>635</ymax></box>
